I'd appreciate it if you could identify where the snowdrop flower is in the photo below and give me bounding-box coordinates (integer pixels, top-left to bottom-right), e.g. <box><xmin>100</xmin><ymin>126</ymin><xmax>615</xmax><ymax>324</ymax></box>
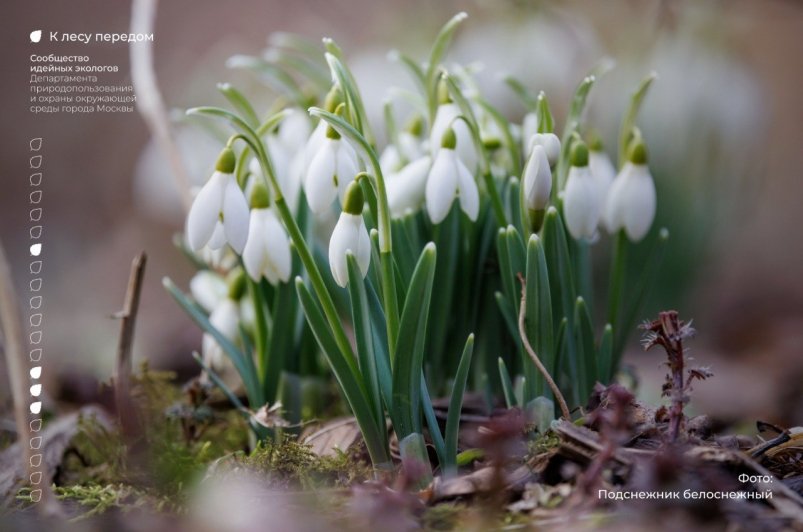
<box><xmin>386</xmin><ymin>156</ymin><xmax>431</xmax><ymax>218</ymax></box>
<box><xmin>202</xmin><ymin>298</ymin><xmax>240</xmax><ymax>370</ymax></box>
<box><xmin>190</xmin><ymin>271</ymin><xmax>227</xmax><ymax>313</ymax></box>
<box><xmin>522</xmin><ymin>144</ymin><xmax>553</xmax><ymax>211</ymax></box>
<box><xmin>527</xmin><ymin>133</ymin><xmax>561</xmax><ymax>168</ymax></box>
<box><xmin>329</xmin><ymin>181</ymin><xmax>371</xmax><ymax>287</ymax></box>
<box><xmin>202</xmin><ymin>270</ymin><xmax>246</xmax><ymax>370</ymax></box>
<box><xmin>425</xmin><ymin>128</ymin><xmax>480</xmax><ymax>223</ymax></box>
<box><xmin>604</xmin><ymin>140</ymin><xmax>656</xmax><ymax>242</ymax></box>
<box><xmin>186</xmin><ymin>147</ymin><xmax>250</xmax><ymax>254</ymax></box>
<box><xmin>242</xmin><ymin>184</ymin><xmax>292</xmax><ymax>285</ymax></box>
<box><xmin>304</xmin><ymin>126</ymin><xmax>360</xmax><ymax>214</ymax></box>
<box><xmin>430</xmin><ymin>101</ymin><xmax>477</xmax><ymax>172</ymax></box>
<box><xmin>589</xmin><ymin>145</ymin><xmax>617</xmax><ymax>210</ymax></box>
<box><xmin>563</xmin><ymin>141</ymin><xmax>601</xmax><ymax>240</ymax></box>
<box><xmin>380</xmin><ymin>131</ymin><xmax>424</xmax><ymax>174</ymax></box>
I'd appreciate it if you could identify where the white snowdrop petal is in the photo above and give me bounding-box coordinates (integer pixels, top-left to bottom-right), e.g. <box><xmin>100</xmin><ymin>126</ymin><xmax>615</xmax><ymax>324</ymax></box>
<box><xmin>456</xmin><ymin>158</ymin><xmax>480</xmax><ymax>221</ymax></box>
<box><xmin>222</xmin><ymin>176</ymin><xmax>250</xmax><ymax>254</ymax></box>
<box><xmin>335</xmin><ymin>142</ymin><xmax>359</xmax><ymax>204</ymax></box>
<box><xmin>207</xmin><ymin>222</ymin><xmax>227</xmax><ymax>250</ymax></box>
<box><xmin>356</xmin><ymin>218</ymin><xmax>372</xmax><ymax>277</ymax></box>
<box><xmin>623</xmin><ymin>166</ymin><xmax>656</xmax><ymax>241</ymax></box>
<box><xmin>190</xmin><ymin>271</ymin><xmax>227</xmax><ymax>313</ymax></box>
<box><xmin>528</xmin><ymin>133</ymin><xmax>561</xmax><ymax>167</ymax></box>
<box><xmin>263</xmin><ymin>211</ymin><xmax>292</xmax><ymax>283</ymax></box>
<box><xmin>426</xmin><ymin>150</ymin><xmax>459</xmax><ymax>223</ymax></box>
<box><xmin>305</xmin><ymin>140</ymin><xmax>338</xmax><ymax>213</ymax></box>
<box><xmin>186</xmin><ymin>172</ymin><xmax>225</xmax><ymax>251</ymax></box>
<box><xmin>387</xmin><ymin>156</ymin><xmax>431</xmax><ymax>218</ymax></box>
<box><xmin>563</xmin><ymin>166</ymin><xmax>600</xmax><ymax>240</ymax></box>
<box><xmin>431</xmin><ymin>103</ymin><xmax>476</xmax><ymax>171</ymax></box>
<box><xmin>242</xmin><ymin>211</ymin><xmax>266</xmax><ymax>282</ymax></box>
<box><xmin>523</xmin><ymin>145</ymin><xmax>552</xmax><ymax>211</ymax></box>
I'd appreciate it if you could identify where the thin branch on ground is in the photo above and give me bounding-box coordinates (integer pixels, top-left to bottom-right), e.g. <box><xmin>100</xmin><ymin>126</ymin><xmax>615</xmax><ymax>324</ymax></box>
<box><xmin>114</xmin><ymin>252</ymin><xmax>147</xmax><ymax>439</ymax></box>
<box><xmin>517</xmin><ymin>274</ymin><xmax>570</xmax><ymax>420</ymax></box>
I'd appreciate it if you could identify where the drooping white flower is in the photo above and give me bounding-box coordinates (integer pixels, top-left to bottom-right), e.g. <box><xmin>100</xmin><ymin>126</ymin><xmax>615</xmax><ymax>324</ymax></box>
<box><xmin>190</xmin><ymin>271</ymin><xmax>228</xmax><ymax>313</ymax></box>
<box><xmin>186</xmin><ymin>147</ymin><xmax>250</xmax><ymax>254</ymax></box>
<box><xmin>328</xmin><ymin>182</ymin><xmax>371</xmax><ymax>287</ymax></box>
<box><xmin>242</xmin><ymin>208</ymin><xmax>292</xmax><ymax>285</ymax></box>
<box><xmin>430</xmin><ymin>102</ymin><xmax>476</xmax><ymax>172</ymax></box>
<box><xmin>589</xmin><ymin>149</ymin><xmax>617</xmax><ymax>211</ymax></box>
<box><xmin>604</xmin><ymin>142</ymin><xmax>656</xmax><ymax>242</ymax></box>
<box><xmin>522</xmin><ymin>145</ymin><xmax>552</xmax><ymax>211</ymax></box>
<box><xmin>425</xmin><ymin>128</ymin><xmax>479</xmax><ymax>223</ymax></box>
<box><xmin>386</xmin><ymin>156</ymin><xmax>431</xmax><ymax>218</ymax></box>
<box><xmin>379</xmin><ymin>131</ymin><xmax>424</xmax><ymax>174</ymax></box>
<box><xmin>563</xmin><ymin>142</ymin><xmax>601</xmax><ymax>240</ymax></box>
<box><xmin>527</xmin><ymin>133</ymin><xmax>561</xmax><ymax>167</ymax></box>
<box><xmin>202</xmin><ymin>298</ymin><xmax>240</xmax><ymax>371</ymax></box>
<box><xmin>304</xmin><ymin>128</ymin><xmax>359</xmax><ymax>214</ymax></box>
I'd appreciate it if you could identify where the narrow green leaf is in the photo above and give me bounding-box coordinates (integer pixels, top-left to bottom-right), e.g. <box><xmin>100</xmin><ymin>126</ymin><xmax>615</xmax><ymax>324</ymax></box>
<box><xmin>614</xmin><ymin>227</ymin><xmax>669</xmax><ymax>364</ymax></box>
<box><xmin>425</xmin><ymin>12</ymin><xmax>469</xmax><ymax>121</ymax></box>
<box><xmin>498</xmin><ymin>357</ymin><xmax>517</xmax><ymax>408</ymax></box>
<box><xmin>163</xmin><ymin>277</ymin><xmax>262</xmax><ymax>405</ymax></box>
<box><xmin>295</xmin><ymin>278</ymin><xmax>390</xmax><ymax>466</ymax></box>
<box><xmin>420</xmin><ymin>373</ymin><xmax>447</xmax><ymax>469</ymax></box>
<box><xmin>392</xmin><ymin>243</ymin><xmax>437</xmax><ymax>439</ymax></box>
<box><xmin>388</xmin><ymin>50</ymin><xmax>427</xmax><ymax>96</ymax></box>
<box><xmin>347</xmin><ymin>253</ymin><xmax>383</xmax><ymax>428</ymax></box>
<box><xmin>226</xmin><ymin>55</ymin><xmax>306</xmax><ymax>108</ymax></box>
<box><xmin>541</xmin><ymin>207</ymin><xmax>578</xmax><ymax>400</ymax></box>
<box><xmin>618</xmin><ymin>72</ymin><xmax>657</xmax><ymax>168</ymax></box>
<box><xmin>502</xmin><ymin>75</ymin><xmax>538</xmax><ymax>110</ymax></box>
<box><xmin>556</xmin><ymin>75</ymin><xmax>596</xmax><ymax>190</ymax></box>
<box><xmin>476</xmin><ymin>98</ymin><xmax>521</xmax><ymax>176</ymax></box>
<box><xmin>524</xmin><ymin>234</ymin><xmax>554</xmax><ymax>401</ymax></box>
<box><xmin>217</xmin><ymin>83</ymin><xmax>260</xmax><ymax>129</ymax></box>
<box><xmin>444</xmin><ymin>334</ymin><xmax>475</xmax><ymax>473</ymax></box>
<box><xmin>574</xmin><ymin>296</ymin><xmax>597</xmax><ymax>400</ymax></box>
<box><xmin>598</xmin><ymin>324</ymin><xmax>614</xmax><ymax>383</ymax></box>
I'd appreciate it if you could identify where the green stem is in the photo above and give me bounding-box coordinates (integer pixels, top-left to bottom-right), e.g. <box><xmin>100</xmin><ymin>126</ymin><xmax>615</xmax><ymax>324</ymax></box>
<box><xmin>308</xmin><ymin>107</ymin><xmax>400</xmax><ymax>357</ymax></box>
<box><xmin>607</xmin><ymin>230</ymin><xmax>628</xmax><ymax>334</ymax></box>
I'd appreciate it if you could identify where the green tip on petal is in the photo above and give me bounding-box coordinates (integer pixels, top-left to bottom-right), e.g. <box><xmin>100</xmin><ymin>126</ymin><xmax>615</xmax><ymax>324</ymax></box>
<box><xmin>324</xmin><ymin>85</ymin><xmax>344</xmax><ymax>113</ymax></box>
<box><xmin>250</xmin><ymin>182</ymin><xmax>270</xmax><ymax>209</ymax></box>
<box><xmin>570</xmin><ymin>140</ymin><xmax>589</xmax><ymax>167</ymax></box>
<box><xmin>627</xmin><ymin>138</ymin><xmax>648</xmax><ymax>164</ymax></box>
<box><xmin>342</xmin><ymin>180</ymin><xmax>364</xmax><ymax>215</ymax></box>
<box><xmin>441</xmin><ymin>127</ymin><xmax>457</xmax><ymax>149</ymax></box>
<box><xmin>437</xmin><ymin>79</ymin><xmax>452</xmax><ymax>105</ymax></box>
<box><xmin>325</xmin><ymin>124</ymin><xmax>341</xmax><ymax>139</ymax></box>
<box><xmin>226</xmin><ymin>268</ymin><xmax>247</xmax><ymax>300</ymax></box>
<box><xmin>405</xmin><ymin>114</ymin><xmax>424</xmax><ymax>136</ymax></box>
<box><xmin>587</xmin><ymin>130</ymin><xmax>604</xmax><ymax>152</ymax></box>
<box><xmin>215</xmin><ymin>147</ymin><xmax>236</xmax><ymax>174</ymax></box>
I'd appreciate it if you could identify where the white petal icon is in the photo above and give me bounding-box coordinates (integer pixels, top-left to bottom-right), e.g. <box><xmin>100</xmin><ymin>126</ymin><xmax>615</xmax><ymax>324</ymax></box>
<box><xmin>30</xmin><ymin>30</ymin><xmax>42</xmax><ymax>43</ymax></box>
<box><xmin>30</xmin><ymin>366</ymin><xmax>42</xmax><ymax>379</ymax></box>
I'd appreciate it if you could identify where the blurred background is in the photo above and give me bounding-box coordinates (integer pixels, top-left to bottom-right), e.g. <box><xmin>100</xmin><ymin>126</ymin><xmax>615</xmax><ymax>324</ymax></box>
<box><xmin>1</xmin><ymin>0</ymin><xmax>802</xmax><ymax>427</ymax></box>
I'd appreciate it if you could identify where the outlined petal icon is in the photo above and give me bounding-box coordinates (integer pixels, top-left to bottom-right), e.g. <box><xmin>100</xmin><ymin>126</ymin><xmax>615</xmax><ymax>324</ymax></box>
<box><xmin>30</xmin><ymin>30</ymin><xmax>42</xmax><ymax>43</ymax></box>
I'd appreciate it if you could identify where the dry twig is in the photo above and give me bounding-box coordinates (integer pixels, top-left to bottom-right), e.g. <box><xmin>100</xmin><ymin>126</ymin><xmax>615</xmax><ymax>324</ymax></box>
<box><xmin>517</xmin><ymin>274</ymin><xmax>570</xmax><ymax>420</ymax></box>
<box><xmin>114</xmin><ymin>253</ymin><xmax>147</xmax><ymax>439</ymax></box>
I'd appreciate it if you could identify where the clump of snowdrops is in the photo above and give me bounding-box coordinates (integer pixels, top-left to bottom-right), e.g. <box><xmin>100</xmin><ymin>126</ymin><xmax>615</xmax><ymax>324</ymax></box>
<box><xmin>164</xmin><ymin>12</ymin><xmax>668</xmax><ymax>472</ymax></box>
